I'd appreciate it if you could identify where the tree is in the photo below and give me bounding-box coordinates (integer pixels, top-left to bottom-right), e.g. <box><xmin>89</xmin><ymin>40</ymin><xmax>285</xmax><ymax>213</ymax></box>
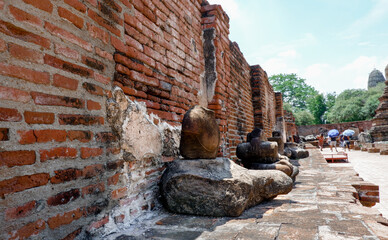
<box><xmin>307</xmin><ymin>93</ymin><xmax>326</xmax><ymax>124</ymax></box>
<box><xmin>294</xmin><ymin>110</ymin><xmax>315</xmax><ymax>126</ymax></box>
<box><xmin>269</xmin><ymin>73</ymin><xmax>318</xmax><ymax>109</ymax></box>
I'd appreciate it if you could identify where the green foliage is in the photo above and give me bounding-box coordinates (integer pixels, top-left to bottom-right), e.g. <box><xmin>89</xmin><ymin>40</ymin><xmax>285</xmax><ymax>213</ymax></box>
<box><xmin>269</xmin><ymin>73</ymin><xmax>318</xmax><ymax>109</ymax></box>
<box><xmin>283</xmin><ymin>102</ymin><xmax>293</xmax><ymax>112</ymax></box>
<box><xmin>294</xmin><ymin>110</ymin><xmax>315</xmax><ymax>126</ymax></box>
<box><xmin>307</xmin><ymin>94</ymin><xmax>326</xmax><ymax>124</ymax></box>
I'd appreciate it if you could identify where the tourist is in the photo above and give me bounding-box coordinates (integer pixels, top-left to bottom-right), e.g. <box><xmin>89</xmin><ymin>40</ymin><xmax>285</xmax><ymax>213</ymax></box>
<box><xmin>317</xmin><ymin>133</ymin><xmax>325</xmax><ymax>151</ymax></box>
<box><xmin>343</xmin><ymin>135</ymin><xmax>350</xmax><ymax>151</ymax></box>
<box><xmin>328</xmin><ymin>135</ymin><xmax>338</xmax><ymax>152</ymax></box>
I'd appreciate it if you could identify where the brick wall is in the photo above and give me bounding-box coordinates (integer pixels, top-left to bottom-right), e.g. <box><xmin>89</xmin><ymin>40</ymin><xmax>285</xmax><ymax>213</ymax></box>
<box><xmin>297</xmin><ymin>120</ymin><xmax>373</xmax><ymax>137</ymax></box>
<box><xmin>0</xmin><ymin>0</ymin><xmax>287</xmax><ymax>238</ymax></box>
<box><xmin>250</xmin><ymin>65</ymin><xmax>277</xmax><ymax>138</ymax></box>
<box><xmin>284</xmin><ymin>110</ymin><xmax>297</xmax><ymax>139</ymax></box>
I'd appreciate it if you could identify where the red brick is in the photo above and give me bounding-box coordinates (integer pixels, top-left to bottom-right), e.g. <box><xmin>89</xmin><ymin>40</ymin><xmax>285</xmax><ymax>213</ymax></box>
<box><xmin>9</xmin><ymin>5</ymin><xmax>43</xmax><ymax>26</ymax></box>
<box><xmin>111</xmin><ymin>187</ymin><xmax>127</xmax><ymax>200</ymax></box>
<box><xmin>95</xmin><ymin>47</ymin><xmax>113</xmax><ymax>61</ymax></box>
<box><xmin>0</xmin><ymin>107</ymin><xmax>22</xmax><ymax>122</ymax></box>
<box><xmin>85</xmin><ymin>0</ymin><xmax>97</xmax><ymax>7</ymax></box>
<box><xmin>59</xmin><ymin>114</ymin><xmax>104</xmax><ymax>125</ymax></box>
<box><xmin>67</xmin><ymin>130</ymin><xmax>92</xmax><ymax>142</ymax></box>
<box><xmin>100</xmin><ymin>0</ymin><xmax>122</xmax><ymax>12</ymax></box>
<box><xmin>82</xmin><ymin>55</ymin><xmax>105</xmax><ymax>71</ymax></box>
<box><xmin>0</xmin><ymin>150</ymin><xmax>36</xmax><ymax>167</ymax></box>
<box><xmin>45</xmin><ymin>23</ymin><xmax>92</xmax><ymax>52</ymax></box>
<box><xmin>62</xmin><ymin>227</ymin><xmax>82</xmax><ymax>240</ymax></box>
<box><xmin>23</xmin><ymin>0</ymin><xmax>53</xmax><ymax>13</ymax></box>
<box><xmin>87</xmin><ymin>100</ymin><xmax>101</xmax><ymax>110</ymax></box>
<box><xmin>0</xmin><ymin>173</ymin><xmax>50</xmax><ymax>197</ymax></box>
<box><xmin>87</xmin><ymin>23</ymin><xmax>110</xmax><ymax>44</ymax></box>
<box><xmin>0</xmin><ymin>0</ymin><xmax>3</xmax><ymax>10</ymax></box>
<box><xmin>114</xmin><ymin>82</ymin><xmax>147</xmax><ymax>98</ymax></box>
<box><xmin>50</xmin><ymin>168</ymin><xmax>82</xmax><ymax>184</ymax></box>
<box><xmin>360</xmin><ymin>196</ymin><xmax>379</xmax><ymax>203</ymax></box>
<box><xmin>8</xmin><ymin>219</ymin><xmax>45</xmax><ymax>240</ymax></box>
<box><xmin>107</xmin><ymin>147</ymin><xmax>120</xmax><ymax>155</ymax></box>
<box><xmin>83</xmin><ymin>164</ymin><xmax>104</xmax><ymax>178</ymax></box>
<box><xmin>114</xmin><ymin>214</ymin><xmax>125</xmax><ymax>223</ymax></box>
<box><xmin>88</xmin><ymin>9</ymin><xmax>121</xmax><ymax>36</ymax></box>
<box><xmin>94</xmin><ymin>72</ymin><xmax>111</xmax><ymax>85</ymax></box>
<box><xmin>31</xmin><ymin>91</ymin><xmax>84</xmax><ymax>108</ymax></box>
<box><xmin>54</xmin><ymin>43</ymin><xmax>80</xmax><ymax>60</ymax></box>
<box><xmin>53</xmin><ymin>74</ymin><xmax>79</xmax><ymax>90</ymax></box>
<box><xmin>47</xmin><ymin>208</ymin><xmax>84</xmax><ymax>229</ymax></box>
<box><xmin>65</xmin><ymin>0</ymin><xmax>86</xmax><ymax>13</ymax></box>
<box><xmin>82</xmin><ymin>182</ymin><xmax>105</xmax><ymax>196</ymax></box>
<box><xmin>0</xmin><ymin>63</ymin><xmax>50</xmax><ymax>84</ymax></box>
<box><xmin>108</xmin><ymin>173</ymin><xmax>120</xmax><ymax>186</ymax></box>
<box><xmin>33</xmin><ymin>129</ymin><xmax>66</xmax><ymax>143</ymax></box>
<box><xmin>0</xmin><ymin>20</ymin><xmax>50</xmax><ymax>48</ymax></box>
<box><xmin>80</xmin><ymin>148</ymin><xmax>103</xmax><ymax>159</ymax></box>
<box><xmin>95</xmin><ymin>132</ymin><xmax>117</xmax><ymax>143</ymax></box>
<box><xmin>44</xmin><ymin>54</ymin><xmax>92</xmax><ymax>77</ymax></box>
<box><xmin>0</xmin><ymin>38</ymin><xmax>6</xmax><ymax>52</ymax></box>
<box><xmin>106</xmin><ymin>160</ymin><xmax>124</xmax><ymax>170</ymax></box>
<box><xmin>114</xmin><ymin>54</ymin><xmax>153</xmax><ymax>76</ymax></box>
<box><xmin>24</xmin><ymin>111</ymin><xmax>55</xmax><ymax>124</ymax></box>
<box><xmin>0</xmin><ymin>85</ymin><xmax>31</xmax><ymax>103</ymax></box>
<box><xmin>58</xmin><ymin>7</ymin><xmax>84</xmax><ymax>29</ymax></box>
<box><xmin>40</xmin><ymin>147</ymin><xmax>77</xmax><ymax>162</ymax></box>
<box><xmin>89</xmin><ymin>216</ymin><xmax>109</xmax><ymax>230</ymax></box>
<box><xmin>9</xmin><ymin>43</ymin><xmax>43</xmax><ymax>63</ymax></box>
<box><xmin>47</xmin><ymin>189</ymin><xmax>80</xmax><ymax>206</ymax></box>
<box><xmin>0</xmin><ymin>128</ymin><xmax>9</xmax><ymax>141</ymax></box>
<box><xmin>5</xmin><ymin>201</ymin><xmax>36</xmax><ymax>220</ymax></box>
<box><xmin>18</xmin><ymin>130</ymin><xmax>36</xmax><ymax>144</ymax></box>
<box><xmin>82</xmin><ymin>82</ymin><xmax>104</xmax><ymax>96</ymax></box>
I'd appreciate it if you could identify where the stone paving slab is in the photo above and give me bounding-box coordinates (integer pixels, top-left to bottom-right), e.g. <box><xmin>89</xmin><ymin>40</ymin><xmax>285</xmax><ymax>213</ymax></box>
<box><xmin>104</xmin><ymin>148</ymin><xmax>388</xmax><ymax>240</ymax></box>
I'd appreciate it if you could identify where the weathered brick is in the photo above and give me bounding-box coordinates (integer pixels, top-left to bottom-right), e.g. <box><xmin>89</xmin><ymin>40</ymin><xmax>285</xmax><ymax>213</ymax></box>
<box><xmin>83</xmin><ymin>164</ymin><xmax>104</xmax><ymax>178</ymax></box>
<box><xmin>44</xmin><ymin>54</ymin><xmax>92</xmax><ymax>77</ymax></box>
<box><xmin>5</xmin><ymin>200</ymin><xmax>36</xmax><ymax>220</ymax></box>
<box><xmin>9</xmin><ymin>43</ymin><xmax>44</xmax><ymax>63</ymax></box>
<box><xmin>0</xmin><ymin>20</ymin><xmax>50</xmax><ymax>48</ymax></box>
<box><xmin>0</xmin><ymin>128</ymin><xmax>9</xmax><ymax>141</ymax></box>
<box><xmin>0</xmin><ymin>38</ymin><xmax>6</xmax><ymax>52</ymax></box>
<box><xmin>0</xmin><ymin>63</ymin><xmax>50</xmax><ymax>84</ymax></box>
<box><xmin>8</xmin><ymin>219</ymin><xmax>45</xmax><ymax>240</ymax></box>
<box><xmin>107</xmin><ymin>173</ymin><xmax>120</xmax><ymax>186</ymax></box>
<box><xmin>54</xmin><ymin>43</ymin><xmax>80</xmax><ymax>60</ymax></box>
<box><xmin>59</xmin><ymin>114</ymin><xmax>104</xmax><ymax>125</ymax></box>
<box><xmin>95</xmin><ymin>47</ymin><xmax>113</xmax><ymax>61</ymax></box>
<box><xmin>47</xmin><ymin>208</ymin><xmax>84</xmax><ymax>229</ymax></box>
<box><xmin>0</xmin><ymin>107</ymin><xmax>22</xmax><ymax>122</ymax></box>
<box><xmin>18</xmin><ymin>130</ymin><xmax>36</xmax><ymax>144</ymax></box>
<box><xmin>0</xmin><ymin>150</ymin><xmax>36</xmax><ymax>167</ymax></box>
<box><xmin>111</xmin><ymin>187</ymin><xmax>127</xmax><ymax>200</ymax></box>
<box><xmin>88</xmin><ymin>216</ymin><xmax>109</xmax><ymax>230</ymax></box>
<box><xmin>88</xmin><ymin>9</ymin><xmax>121</xmax><ymax>36</ymax></box>
<box><xmin>80</xmin><ymin>148</ymin><xmax>103</xmax><ymax>159</ymax></box>
<box><xmin>23</xmin><ymin>0</ymin><xmax>53</xmax><ymax>13</ymax></box>
<box><xmin>87</xmin><ymin>100</ymin><xmax>101</xmax><ymax>110</ymax></box>
<box><xmin>0</xmin><ymin>173</ymin><xmax>50</xmax><ymax>197</ymax></box>
<box><xmin>47</xmin><ymin>189</ymin><xmax>80</xmax><ymax>206</ymax></box>
<box><xmin>82</xmin><ymin>55</ymin><xmax>105</xmax><ymax>71</ymax></box>
<box><xmin>53</xmin><ymin>74</ymin><xmax>79</xmax><ymax>90</ymax></box>
<box><xmin>95</xmin><ymin>132</ymin><xmax>117</xmax><ymax>143</ymax></box>
<box><xmin>24</xmin><ymin>111</ymin><xmax>55</xmax><ymax>124</ymax></box>
<box><xmin>94</xmin><ymin>72</ymin><xmax>111</xmax><ymax>85</ymax></box>
<box><xmin>9</xmin><ymin>5</ymin><xmax>43</xmax><ymax>26</ymax></box>
<box><xmin>45</xmin><ymin>23</ymin><xmax>92</xmax><ymax>52</ymax></box>
<box><xmin>67</xmin><ymin>130</ymin><xmax>92</xmax><ymax>142</ymax></box>
<box><xmin>31</xmin><ymin>91</ymin><xmax>84</xmax><ymax>108</ymax></box>
<box><xmin>82</xmin><ymin>182</ymin><xmax>105</xmax><ymax>196</ymax></box>
<box><xmin>40</xmin><ymin>147</ymin><xmax>77</xmax><ymax>162</ymax></box>
<box><xmin>62</xmin><ymin>227</ymin><xmax>82</xmax><ymax>240</ymax></box>
<box><xmin>58</xmin><ymin>7</ymin><xmax>84</xmax><ymax>29</ymax></box>
<box><xmin>64</xmin><ymin>0</ymin><xmax>86</xmax><ymax>13</ymax></box>
<box><xmin>0</xmin><ymin>85</ymin><xmax>31</xmax><ymax>103</ymax></box>
<box><xmin>106</xmin><ymin>160</ymin><xmax>124</xmax><ymax>171</ymax></box>
<box><xmin>50</xmin><ymin>168</ymin><xmax>83</xmax><ymax>184</ymax></box>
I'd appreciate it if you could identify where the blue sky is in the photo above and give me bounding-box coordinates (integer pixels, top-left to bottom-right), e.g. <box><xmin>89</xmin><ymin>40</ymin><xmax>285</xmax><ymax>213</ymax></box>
<box><xmin>207</xmin><ymin>0</ymin><xmax>388</xmax><ymax>94</ymax></box>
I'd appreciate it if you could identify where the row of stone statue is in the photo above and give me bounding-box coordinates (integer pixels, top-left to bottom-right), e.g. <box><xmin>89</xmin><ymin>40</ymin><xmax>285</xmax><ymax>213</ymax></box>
<box><xmin>161</xmin><ymin>105</ymin><xmax>308</xmax><ymax>217</ymax></box>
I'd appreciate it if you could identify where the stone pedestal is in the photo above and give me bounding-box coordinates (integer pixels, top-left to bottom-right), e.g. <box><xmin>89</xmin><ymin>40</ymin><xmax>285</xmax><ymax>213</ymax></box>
<box><xmin>370</xmin><ymin>64</ymin><xmax>388</xmax><ymax>142</ymax></box>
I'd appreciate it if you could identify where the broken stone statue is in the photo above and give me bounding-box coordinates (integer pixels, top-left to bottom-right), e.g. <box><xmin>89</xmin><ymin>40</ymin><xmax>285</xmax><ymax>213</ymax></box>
<box><xmin>160</xmin><ymin>106</ymin><xmax>294</xmax><ymax>217</ymax></box>
<box><xmin>236</xmin><ymin>129</ymin><xmax>299</xmax><ymax>179</ymax></box>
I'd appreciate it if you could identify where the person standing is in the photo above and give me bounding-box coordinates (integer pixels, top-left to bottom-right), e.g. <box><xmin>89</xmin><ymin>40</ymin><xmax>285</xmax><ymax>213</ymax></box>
<box><xmin>343</xmin><ymin>135</ymin><xmax>350</xmax><ymax>151</ymax></box>
<box><xmin>317</xmin><ymin>133</ymin><xmax>325</xmax><ymax>151</ymax></box>
<box><xmin>328</xmin><ymin>135</ymin><xmax>338</xmax><ymax>152</ymax></box>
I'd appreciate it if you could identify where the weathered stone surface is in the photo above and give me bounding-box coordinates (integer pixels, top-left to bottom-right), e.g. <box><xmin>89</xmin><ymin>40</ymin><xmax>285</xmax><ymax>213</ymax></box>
<box><xmin>160</xmin><ymin>158</ymin><xmax>293</xmax><ymax>217</ymax></box>
<box><xmin>358</xmin><ymin>132</ymin><xmax>373</xmax><ymax>143</ymax></box>
<box><xmin>268</xmin><ymin>135</ymin><xmax>284</xmax><ymax>154</ymax></box>
<box><xmin>179</xmin><ymin>105</ymin><xmax>220</xmax><ymax>159</ymax></box>
<box><xmin>237</xmin><ymin>140</ymin><xmax>279</xmax><ymax>164</ymax></box>
<box><xmin>284</xmin><ymin>144</ymin><xmax>309</xmax><ymax>159</ymax></box>
<box><xmin>249</xmin><ymin>160</ymin><xmax>297</xmax><ymax>178</ymax></box>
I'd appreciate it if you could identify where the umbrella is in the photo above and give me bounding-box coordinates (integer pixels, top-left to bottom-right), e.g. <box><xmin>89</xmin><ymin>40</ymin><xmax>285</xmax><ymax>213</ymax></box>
<box><xmin>343</xmin><ymin>129</ymin><xmax>355</xmax><ymax>136</ymax></box>
<box><xmin>328</xmin><ymin>129</ymin><xmax>339</xmax><ymax>137</ymax></box>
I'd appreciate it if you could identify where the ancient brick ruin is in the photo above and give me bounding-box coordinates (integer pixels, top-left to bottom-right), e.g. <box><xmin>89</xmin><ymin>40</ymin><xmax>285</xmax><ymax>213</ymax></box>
<box><xmin>0</xmin><ymin>0</ymin><xmax>291</xmax><ymax>239</ymax></box>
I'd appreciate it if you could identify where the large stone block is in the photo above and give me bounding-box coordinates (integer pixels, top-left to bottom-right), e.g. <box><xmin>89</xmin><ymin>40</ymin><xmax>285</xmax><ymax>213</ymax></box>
<box><xmin>160</xmin><ymin>158</ymin><xmax>293</xmax><ymax>217</ymax></box>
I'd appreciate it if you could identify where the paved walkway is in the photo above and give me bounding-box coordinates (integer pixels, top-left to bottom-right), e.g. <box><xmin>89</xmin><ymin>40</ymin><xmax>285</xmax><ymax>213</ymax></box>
<box><xmin>103</xmin><ymin>148</ymin><xmax>388</xmax><ymax>240</ymax></box>
<box><xmin>321</xmin><ymin>147</ymin><xmax>388</xmax><ymax>219</ymax></box>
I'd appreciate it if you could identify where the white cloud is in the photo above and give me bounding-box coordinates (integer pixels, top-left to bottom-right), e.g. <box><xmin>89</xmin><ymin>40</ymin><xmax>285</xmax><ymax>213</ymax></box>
<box><xmin>278</xmin><ymin>49</ymin><xmax>298</xmax><ymax>58</ymax></box>
<box><xmin>207</xmin><ymin>0</ymin><xmax>241</xmax><ymax>19</ymax></box>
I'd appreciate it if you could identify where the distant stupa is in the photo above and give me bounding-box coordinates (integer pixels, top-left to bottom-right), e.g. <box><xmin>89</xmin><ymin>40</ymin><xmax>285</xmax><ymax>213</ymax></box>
<box><xmin>368</xmin><ymin>68</ymin><xmax>385</xmax><ymax>89</ymax></box>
